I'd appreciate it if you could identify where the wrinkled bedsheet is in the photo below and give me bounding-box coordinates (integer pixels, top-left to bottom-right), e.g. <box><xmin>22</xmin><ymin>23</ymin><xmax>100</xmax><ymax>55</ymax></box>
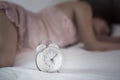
<box><xmin>0</xmin><ymin>43</ymin><xmax>120</xmax><ymax>80</ymax></box>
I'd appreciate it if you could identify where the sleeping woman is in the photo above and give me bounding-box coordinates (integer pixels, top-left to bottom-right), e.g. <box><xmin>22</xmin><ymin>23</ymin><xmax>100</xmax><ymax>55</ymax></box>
<box><xmin>0</xmin><ymin>1</ymin><xmax>120</xmax><ymax>67</ymax></box>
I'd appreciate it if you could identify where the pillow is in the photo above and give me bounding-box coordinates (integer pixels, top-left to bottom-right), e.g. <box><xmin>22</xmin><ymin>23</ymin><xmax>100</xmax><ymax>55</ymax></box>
<box><xmin>112</xmin><ymin>24</ymin><xmax>120</xmax><ymax>36</ymax></box>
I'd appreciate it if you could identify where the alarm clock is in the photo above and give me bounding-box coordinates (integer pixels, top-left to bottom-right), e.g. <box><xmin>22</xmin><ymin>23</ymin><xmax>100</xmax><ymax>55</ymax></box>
<box><xmin>35</xmin><ymin>43</ymin><xmax>62</xmax><ymax>72</ymax></box>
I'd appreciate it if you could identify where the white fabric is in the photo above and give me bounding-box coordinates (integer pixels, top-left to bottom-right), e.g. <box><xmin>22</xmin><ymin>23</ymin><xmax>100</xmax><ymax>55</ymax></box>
<box><xmin>0</xmin><ymin>42</ymin><xmax>120</xmax><ymax>80</ymax></box>
<box><xmin>112</xmin><ymin>24</ymin><xmax>120</xmax><ymax>36</ymax></box>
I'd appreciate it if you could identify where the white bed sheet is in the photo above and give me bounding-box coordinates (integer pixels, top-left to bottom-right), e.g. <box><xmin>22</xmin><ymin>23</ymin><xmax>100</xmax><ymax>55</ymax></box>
<box><xmin>0</xmin><ymin>42</ymin><xmax>120</xmax><ymax>80</ymax></box>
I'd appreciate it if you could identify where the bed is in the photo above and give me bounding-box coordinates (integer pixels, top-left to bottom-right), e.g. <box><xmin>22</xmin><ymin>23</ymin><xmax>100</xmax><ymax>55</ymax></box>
<box><xmin>0</xmin><ymin>0</ymin><xmax>120</xmax><ymax>80</ymax></box>
<box><xmin>0</xmin><ymin>41</ymin><xmax>120</xmax><ymax>80</ymax></box>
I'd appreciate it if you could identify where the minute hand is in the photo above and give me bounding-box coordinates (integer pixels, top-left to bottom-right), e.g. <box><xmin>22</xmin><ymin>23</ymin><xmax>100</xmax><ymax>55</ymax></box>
<box><xmin>51</xmin><ymin>54</ymin><xmax>57</xmax><ymax>64</ymax></box>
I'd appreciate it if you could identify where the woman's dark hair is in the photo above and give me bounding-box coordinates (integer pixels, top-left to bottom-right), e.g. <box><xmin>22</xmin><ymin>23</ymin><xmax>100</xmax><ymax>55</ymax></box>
<box><xmin>79</xmin><ymin>0</ymin><xmax>120</xmax><ymax>35</ymax></box>
<box><xmin>80</xmin><ymin>0</ymin><xmax>120</xmax><ymax>23</ymax></box>
<box><xmin>80</xmin><ymin>0</ymin><xmax>113</xmax><ymax>22</ymax></box>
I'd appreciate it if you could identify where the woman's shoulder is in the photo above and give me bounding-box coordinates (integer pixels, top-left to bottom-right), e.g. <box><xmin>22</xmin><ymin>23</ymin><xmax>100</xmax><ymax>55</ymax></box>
<box><xmin>54</xmin><ymin>1</ymin><xmax>89</xmax><ymax>20</ymax></box>
<box><xmin>54</xmin><ymin>1</ymin><xmax>79</xmax><ymax>19</ymax></box>
<box><xmin>55</xmin><ymin>1</ymin><xmax>80</xmax><ymax>8</ymax></box>
<box><xmin>55</xmin><ymin>1</ymin><xmax>90</xmax><ymax>12</ymax></box>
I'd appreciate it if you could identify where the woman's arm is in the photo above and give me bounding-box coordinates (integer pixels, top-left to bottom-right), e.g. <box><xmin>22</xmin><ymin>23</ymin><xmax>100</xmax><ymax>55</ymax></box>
<box><xmin>74</xmin><ymin>2</ymin><xmax>97</xmax><ymax>50</ymax></box>
<box><xmin>97</xmin><ymin>35</ymin><xmax>120</xmax><ymax>43</ymax></box>
<box><xmin>74</xmin><ymin>2</ymin><xmax>120</xmax><ymax>51</ymax></box>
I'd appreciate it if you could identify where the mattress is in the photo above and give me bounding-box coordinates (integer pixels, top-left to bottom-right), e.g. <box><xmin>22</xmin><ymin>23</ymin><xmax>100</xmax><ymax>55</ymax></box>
<box><xmin>0</xmin><ymin>41</ymin><xmax>120</xmax><ymax>80</ymax></box>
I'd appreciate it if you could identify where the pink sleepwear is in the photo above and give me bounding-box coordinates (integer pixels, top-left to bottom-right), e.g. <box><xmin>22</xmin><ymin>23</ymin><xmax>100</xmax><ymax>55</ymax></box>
<box><xmin>0</xmin><ymin>1</ymin><xmax>78</xmax><ymax>53</ymax></box>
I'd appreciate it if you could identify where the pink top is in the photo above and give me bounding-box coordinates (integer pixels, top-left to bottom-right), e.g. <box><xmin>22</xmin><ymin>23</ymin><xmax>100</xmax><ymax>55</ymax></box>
<box><xmin>0</xmin><ymin>1</ymin><xmax>78</xmax><ymax>53</ymax></box>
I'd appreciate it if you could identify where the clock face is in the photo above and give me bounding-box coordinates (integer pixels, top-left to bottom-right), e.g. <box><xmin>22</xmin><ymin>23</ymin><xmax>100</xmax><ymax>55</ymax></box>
<box><xmin>36</xmin><ymin>47</ymin><xmax>62</xmax><ymax>72</ymax></box>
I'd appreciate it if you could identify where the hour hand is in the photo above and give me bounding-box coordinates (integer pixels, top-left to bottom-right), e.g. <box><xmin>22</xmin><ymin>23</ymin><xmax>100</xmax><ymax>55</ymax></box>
<box><xmin>50</xmin><ymin>58</ymin><xmax>54</xmax><ymax>64</ymax></box>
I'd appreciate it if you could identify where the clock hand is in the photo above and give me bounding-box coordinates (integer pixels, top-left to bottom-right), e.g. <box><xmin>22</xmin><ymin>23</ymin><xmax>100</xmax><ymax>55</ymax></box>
<box><xmin>53</xmin><ymin>54</ymin><xmax>57</xmax><ymax>59</ymax></box>
<box><xmin>50</xmin><ymin>54</ymin><xmax>58</xmax><ymax>64</ymax></box>
<box><xmin>51</xmin><ymin>58</ymin><xmax>54</xmax><ymax>64</ymax></box>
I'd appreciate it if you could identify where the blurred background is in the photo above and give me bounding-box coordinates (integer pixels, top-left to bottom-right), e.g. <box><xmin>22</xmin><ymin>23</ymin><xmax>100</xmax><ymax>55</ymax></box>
<box><xmin>0</xmin><ymin>0</ymin><xmax>77</xmax><ymax>12</ymax></box>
